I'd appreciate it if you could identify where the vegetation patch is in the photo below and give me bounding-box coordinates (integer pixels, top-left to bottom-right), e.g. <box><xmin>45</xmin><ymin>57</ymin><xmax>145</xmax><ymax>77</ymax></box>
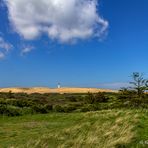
<box><xmin>1</xmin><ymin>109</ymin><xmax>147</xmax><ymax>148</ymax></box>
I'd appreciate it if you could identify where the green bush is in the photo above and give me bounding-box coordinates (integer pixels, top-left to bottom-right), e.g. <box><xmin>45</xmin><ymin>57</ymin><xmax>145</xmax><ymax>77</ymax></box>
<box><xmin>0</xmin><ymin>105</ymin><xmax>22</xmax><ymax>116</ymax></box>
<box><xmin>0</xmin><ymin>98</ymin><xmax>7</xmax><ymax>105</ymax></box>
<box><xmin>31</xmin><ymin>105</ymin><xmax>48</xmax><ymax>114</ymax></box>
<box><xmin>12</xmin><ymin>99</ymin><xmax>34</xmax><ymax>107</ymax></box>
<box><xmin>94</xmin><ymin>92</ymin><xmax>109</xmax><ymax>103</ymax></box>
<box><xmin>44</xmin><ymin>104</ymin><xmax>53</xmax><ymax>111</ymax></box>
<box><xmin>54</xmin><ymin>104</ymin><xmax>77</xmax><ymax>113</ymax></box>
<box><xmin>54</xmin><ymin>105</ymin><xmax>65</xmax><ymax>112</ymax></box>
<box><xmin>65</xmin><ymin>96</ymin><xmax>77</xmax><ymax>102</ymax></box>
<box><xmin>0</xmin><ymin>104</ymin><xmax>7</xmax><ymax>114</ymax></box>
<box><xmin>21</xmin><ymin>107</ymin><xmax>34</xmax><ymax>115</ymax></box>
<box><xmin>84</xmin><ymin>92</ymin><xmax>109</xmax><ymax>104</ymax></box>
<box><xmin>80</xmin><ymin>107</ymin><xmax>90</xmax><ymax>112</ymax></box>
<box><xmin>80</xmin><ymin>104</ymin><xmax>100</xmax><ymax>112</ymax></box>
<box><xmin>85</xmin><ymin>93</ymin><xmax>95</xmax><ymax>104</ymax></box>
<box><xmin>62</xmin><ymin>105</ymin><xmax>77</xmax><ymax>113</ymax></box>
<box><xmin>118</xmin><ymin>89</ymin><xmax>136</xmax><ymax>100</ymax></box>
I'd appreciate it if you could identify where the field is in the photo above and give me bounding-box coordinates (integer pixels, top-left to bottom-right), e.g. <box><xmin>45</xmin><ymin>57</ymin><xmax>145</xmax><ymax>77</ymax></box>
<box><xmin>0</xmin><ymin>91</ymin><xmax>148</xmax><ymax>148</ymax></box>
<box><xmin>0</xmin><ymin>109</ymin><xmax>148</xmax><ymax>148</ymax></box>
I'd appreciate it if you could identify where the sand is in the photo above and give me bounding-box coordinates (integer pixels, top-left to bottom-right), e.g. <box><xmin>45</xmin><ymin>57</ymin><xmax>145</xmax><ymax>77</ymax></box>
<box><xmin>0</xmin><ymin>87</ymin><xmax>117</xmax><ymax>94</ymax></box>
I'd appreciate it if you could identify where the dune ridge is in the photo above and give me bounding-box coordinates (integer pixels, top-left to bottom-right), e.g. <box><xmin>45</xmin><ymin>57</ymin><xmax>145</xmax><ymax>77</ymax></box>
<box><xmin>0</xmin><ymin>87</ymin><xmax>117</xmax><ymax>94</ymax></box>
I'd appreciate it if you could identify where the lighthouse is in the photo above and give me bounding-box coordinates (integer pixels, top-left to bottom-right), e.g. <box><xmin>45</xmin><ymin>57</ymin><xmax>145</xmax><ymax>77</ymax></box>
<box><xmin>57</xmin><ymin>83</ymin><xmax>61</xmax><ymax>88</ymax></box>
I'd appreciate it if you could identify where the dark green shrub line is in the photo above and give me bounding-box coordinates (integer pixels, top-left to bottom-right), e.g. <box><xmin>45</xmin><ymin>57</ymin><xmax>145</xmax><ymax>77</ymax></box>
<box><xmin>0</xmin><ymin>90</ymin><xmax>148</xmax><ymax>116</ymax></box>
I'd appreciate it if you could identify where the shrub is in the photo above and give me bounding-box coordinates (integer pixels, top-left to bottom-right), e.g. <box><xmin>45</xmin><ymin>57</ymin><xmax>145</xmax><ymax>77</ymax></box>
<box><xmin>54</xmin><ymin>105</ymin><xmax>65</xmax><ymax>112</ymax></box>
<box><xmin>80</xmin><ymin>106</ymin><xmax>90</xmax><ymax>112</ymax></box>
<box><xmin>0</xmin><ymin>104</ymin><xmax>7</xmax><ymax>114</ymax></box>
<box><xmin>65</xmin><ymin>96</ymin><xmax>77</xmax><ymax>102</ymax></box>
<box><xmin>94</xmin><ymin>92</ymin><xmax>109</xmax><ymax>103</ymax></box>
<box><xmin>44</xmin><ymin>104</ymin><xmax>53</xmax><ymax>111</ymax></box>
<box><xmin>0</xmin><ymin>105</ymin><xmax>21</xmax><ymax>116</ymax></box>
<box><xmin>0</xmin><ymin>98</ymin><xmax>7</xmax><ymax>105</ymax></box>
<box><xmin>13</xmin><ymin>99</ymin><xmax>34</xmax><ymax>107</ymax></box>
<box><xmin>118</xmin><ymin>89</ymin><xmax>136</xmax><ymax>101</ymax></box>
<box><xmin>85</xmin><ymin>93</ymin><xmax>95</xmax><ymax>104</ymax></box>
<box><xmin>21</xmin><ymin>107</ymin><xmax>34</xmax><ymax>115</ymax></box>
<box><xmin>31</xmin><ymin>105</ymin><xmax>48</xmax><ymax>114</ymax></box>
<box><xmin>80</xmin><ymin>104</ymin><xmax>99</xmax><ymax>112</ymax></box>
<box><xmin>62</xmin><ymin>105</ymin><xmax>77</xmax><ymax>113</ymax></box>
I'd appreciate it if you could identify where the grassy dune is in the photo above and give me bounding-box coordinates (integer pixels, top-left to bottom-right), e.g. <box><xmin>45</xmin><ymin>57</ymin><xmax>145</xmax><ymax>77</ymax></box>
<box><xmin>0</xmin><ymin>109</ymin><xmax>147</xmax><ymax>148</ymax></box>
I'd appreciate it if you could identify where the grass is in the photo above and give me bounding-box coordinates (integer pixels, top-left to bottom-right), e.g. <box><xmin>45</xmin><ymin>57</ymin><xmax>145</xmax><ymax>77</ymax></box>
<box><xmin>0</xmin><ymin>109</ymin><xmax>148</xmax><ymax>148</ymax></box>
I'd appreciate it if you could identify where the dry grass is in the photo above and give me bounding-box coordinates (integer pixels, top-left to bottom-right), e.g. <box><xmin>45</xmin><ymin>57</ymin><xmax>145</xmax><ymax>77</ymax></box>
<box><xmin>25</xmin><ymin>110</ymin><xmax>138</xmax><ymax>148</ymax></box>
<box><xmin>1</xmin><ymin>109</ymin><xmax>145</xmax><ymax>148</ymax></box>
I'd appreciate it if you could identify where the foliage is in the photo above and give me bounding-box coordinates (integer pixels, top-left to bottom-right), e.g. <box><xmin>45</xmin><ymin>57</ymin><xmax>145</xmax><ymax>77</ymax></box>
<box><xmin>130</xmin><ymin>72</ymin><xmax>148</xmax><ymax>97</ymax></box>
<box><xmin>0</xmin><ymin>87</ymin><xmax>148</xmax><ymax>116</ymax></box>
<box><xmin>85</xmin><ymin>92</ymin><xmax>109</xmax><ymax>104</ymax></box>
<box><xmin>54</xmin><ymin>105</ymin><xmax>65</xmax><ymax>112</ymax></box>
<box><xmin>94</xmin><ymin>92</ymin><xmax>109</xmax><ymax>102</ymax></box>
<box><xmin>0</xmin><ymin>105</ymin><xmax>21</xmax><ymax>116</ymax></box>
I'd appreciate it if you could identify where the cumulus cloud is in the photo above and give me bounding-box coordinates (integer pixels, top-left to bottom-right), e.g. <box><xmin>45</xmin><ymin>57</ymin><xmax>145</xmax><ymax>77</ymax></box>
<box><xmin>21</xmin><ymin>45</ymin><xmax>34</xmax><ymax>56</ymax></box>
<box><xmin>4</xmin><ymin>0</ymin><xmax>108</xmax><ymax>42</ymax></box>
<box><xmin>0</xmin><ymin>36</ymin><xmax>13</xmax><ymax>59</ymax></box>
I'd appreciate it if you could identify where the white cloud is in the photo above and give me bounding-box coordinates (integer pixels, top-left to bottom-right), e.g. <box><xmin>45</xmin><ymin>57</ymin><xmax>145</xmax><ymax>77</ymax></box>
<box><xmin>0</xmin><ymin>36</ymin><xmax>13</xmax><ymax>59</ymax></box>
<box><xmin>21</xmin><ymin>45</ymin><xmax>34</xmax><ymax>56</ymax></box>
<box><xmin>4</xmin><ymin>0</ymin><xmax>108</xmax><ymax>43</ymax></box>
<box><xmin>0</xmin><ymin>36</ymin><xmax>12</xmax><ymax>52</ymax></box>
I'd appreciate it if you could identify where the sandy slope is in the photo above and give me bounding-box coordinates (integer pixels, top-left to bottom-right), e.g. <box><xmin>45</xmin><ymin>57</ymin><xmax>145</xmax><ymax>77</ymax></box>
<box><xmin>0</xmin><ymin>87</ymin><xmax>117</xmax><ymax>94</ymax></box>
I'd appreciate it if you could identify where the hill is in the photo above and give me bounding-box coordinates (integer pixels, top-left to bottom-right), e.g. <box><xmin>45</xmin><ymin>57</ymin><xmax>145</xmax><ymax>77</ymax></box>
<box><xmin>0</xmin><ymin>87</ymin><xmax>117</xmax><ymax>94</ymax></box>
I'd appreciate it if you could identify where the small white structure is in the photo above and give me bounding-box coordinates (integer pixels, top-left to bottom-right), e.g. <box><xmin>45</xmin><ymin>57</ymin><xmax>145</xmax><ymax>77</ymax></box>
<box><xmin>57</xmin><ymin>83</ymin><xmax>61</xmax><ymax>88</ymax></box>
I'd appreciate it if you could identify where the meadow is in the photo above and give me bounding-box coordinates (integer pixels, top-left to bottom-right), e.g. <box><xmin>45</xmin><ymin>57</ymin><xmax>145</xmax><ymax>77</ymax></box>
<box><xmin>0</xmin><ymin>109</ymin><xmax>147</xmax><ymax>148</ymax></box>
<box><xmin>0</xmin><ymin>91</ymin><xmax>148</xmax><ymax>147</ymax></box>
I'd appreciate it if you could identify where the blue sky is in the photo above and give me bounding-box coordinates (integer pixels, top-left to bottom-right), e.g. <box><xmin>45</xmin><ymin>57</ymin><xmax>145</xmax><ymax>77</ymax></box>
<box><xmin>0</xmin><ymin>0</ymin><xmax>148</xmax><ymax>89</ymax></box>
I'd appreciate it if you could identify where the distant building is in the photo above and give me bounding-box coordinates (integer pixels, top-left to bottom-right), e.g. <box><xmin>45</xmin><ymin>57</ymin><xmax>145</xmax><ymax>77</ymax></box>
<box><xmin>57</xmin><ymin>83</ymin><xmax>61</xmax><ymax>88</ymax></box>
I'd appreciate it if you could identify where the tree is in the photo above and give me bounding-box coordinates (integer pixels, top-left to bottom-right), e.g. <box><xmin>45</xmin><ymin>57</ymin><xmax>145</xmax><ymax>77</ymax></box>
<box><xmin>129</xmin><ymin>72</ymin><xmax>148</xmax><ymax>98</ymax></box>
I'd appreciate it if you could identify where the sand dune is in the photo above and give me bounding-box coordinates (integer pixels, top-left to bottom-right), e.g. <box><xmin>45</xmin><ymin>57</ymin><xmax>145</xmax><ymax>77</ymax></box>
<box><xmin>0</xmin><ymin>87</ymin><xmax>117</xmax><ymax>94</ymax></box>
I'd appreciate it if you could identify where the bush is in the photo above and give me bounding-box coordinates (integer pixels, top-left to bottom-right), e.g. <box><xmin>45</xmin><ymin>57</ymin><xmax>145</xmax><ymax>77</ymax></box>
<box><xmin>13</xmin><ymin>99</ymin><xmax>34</xmax><ymax>107</ymax></box>
<box><xmin>21</xmin><ymin>107</ymin><xmax>34</xmax><ymax>115</ymax></box>
<box><xmin>0</xmin><ymin>98</ymin><xmax>7</xmax><ymax>105</ymax></box>
<box><xmin>94</xmin><ymin>92</ymin><xmax>109</xmax><ymax>103</ymax></box>
<box><xmin>80</xmin><ymin>104</ymin><xmax>99</xmax><ymax>112</ymax></box>
<box><xmin>0</xmin><ymin>105</ymin><xmax>22</xmax><ymax>116</ymax></box>
<box><xmin>84</xmin><ymin>92</ymin><xmax>109</xmax><ymax>104</ymax></box>
<box><xmin>44</xmin><ymin>104</ymin><xmax>53</xmax><ymax>111</ymax></box>
<box><xmin>62</xmin><ymin>105</ymin><xmax>77</xmax><ymax>113</ymax></box>
<box><xmin>0</xmin><ymin>104</ymin><xmax>7</xmax><ymax>114</ymax></box>
<box><xmin>65</xmin><ymin>96</ymin><xmax>77</xmax><ymax>102</ymax></box>
<box><xmin>85</xmin><ymin>93</ymin><xmax>95</xmax><ymax>104</ymax></box>
<box><xmin>31</xmin><ymin>105</ymin><xmax>48</xmax><ymax>114</ymax></box>
<box><xmin>118</xmin><ymin>89</ymin><xmax>136</xmax><ymax>101</ymax></box>
<box><xmin>53</xmin><ymin>104</ymin><xmax>78</xmax><ymax>113</ymax></box>
<box><xmin>80</xmin><ymin>106</ymin><xmax>90</xmax><ymax>112</ymax></box>
<box><xmin>54</xmin><ymin>105</ymin><xmax>65</xmax><ymax>112</ymax></box>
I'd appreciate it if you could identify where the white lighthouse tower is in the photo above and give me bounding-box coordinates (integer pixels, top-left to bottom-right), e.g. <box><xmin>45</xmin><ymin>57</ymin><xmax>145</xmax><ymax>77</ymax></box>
<box><xmin>57</xmin><ymin>83</ymin><xmax>61</xmax><ymax>88</ymax></box>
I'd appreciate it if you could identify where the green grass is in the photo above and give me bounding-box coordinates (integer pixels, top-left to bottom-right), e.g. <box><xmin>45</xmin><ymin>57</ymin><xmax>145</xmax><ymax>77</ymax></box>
<box><xmin>0</xmin><ymin>109</ymin><xmax>148</xmax><ymax>148</ymax></box>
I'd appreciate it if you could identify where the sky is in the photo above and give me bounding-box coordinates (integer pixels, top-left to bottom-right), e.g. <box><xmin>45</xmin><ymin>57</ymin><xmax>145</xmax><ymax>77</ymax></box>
<box><xmin>0</xmin><ymin>0</ymin><xmax>148</xmax><ymax>89</ymax></box>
